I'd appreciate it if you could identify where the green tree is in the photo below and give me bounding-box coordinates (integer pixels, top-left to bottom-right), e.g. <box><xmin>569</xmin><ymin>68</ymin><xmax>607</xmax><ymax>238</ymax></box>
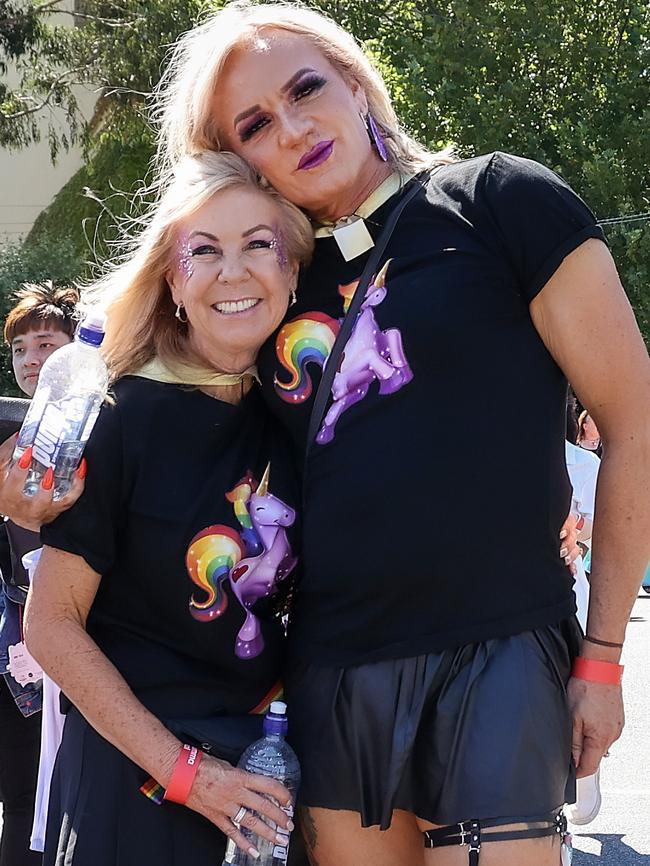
<box><xmin>2</xmin><ymin>0</ymin><xmax>649</xmax><ymax>343</ymax></box>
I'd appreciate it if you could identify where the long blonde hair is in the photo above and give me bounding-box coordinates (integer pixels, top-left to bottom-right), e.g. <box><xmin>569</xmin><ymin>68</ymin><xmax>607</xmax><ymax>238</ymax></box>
<box><xmin>153</xmin><ymin>0</ymin><xmax>452</xmax><ymax>186</ymax></box>
<box><xmin>87</xmin><ymin>150</ymin><xmax>313</xmax><ymax>380</ymax></box>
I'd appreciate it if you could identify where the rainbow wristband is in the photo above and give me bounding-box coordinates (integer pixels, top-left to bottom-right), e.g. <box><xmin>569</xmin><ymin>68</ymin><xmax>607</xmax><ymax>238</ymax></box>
<box><xmin>163</xmin><ymin>744</ymin><xmax>203</xmax><ymax>805</ymax></box>
<box><xmin>572</xmin><ymin>656</ymin><xmax>624</xmax><ymax>685</ymax></box>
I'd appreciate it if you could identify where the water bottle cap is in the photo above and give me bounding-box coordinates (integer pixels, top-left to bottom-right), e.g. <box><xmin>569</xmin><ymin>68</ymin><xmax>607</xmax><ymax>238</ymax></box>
<box><xmin>78</xmin><ymin>309</ymin><xmax>106</xmax><ymax>346</ymax></box>
<box><xmin>263</xmin><ymin>701</ymin><xmax>289</xmax><ymax>737</ymax></box>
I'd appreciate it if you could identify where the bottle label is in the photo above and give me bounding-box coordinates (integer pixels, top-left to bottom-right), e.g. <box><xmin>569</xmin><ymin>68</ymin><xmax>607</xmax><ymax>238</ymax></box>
<box><xmin>32</xmin><ymin>402</ymin><xmax>67</xmax><ymax>468</ymax></box>
<box><xmin>20</xmin><ymin>395</ymin><xmax>101</xmax><ymax>471</ymax></box>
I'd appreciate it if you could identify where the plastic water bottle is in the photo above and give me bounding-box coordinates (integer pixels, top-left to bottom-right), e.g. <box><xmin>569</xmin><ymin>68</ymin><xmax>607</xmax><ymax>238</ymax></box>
<box><xmin>222</xmin><ymin>701</ymin><xmax>300</xmax><ymax>866</ymax></box>
<box><xmin>13</xmin><ymin>310</ymin><xmax>109</xmax><ymax>500</ymax></box>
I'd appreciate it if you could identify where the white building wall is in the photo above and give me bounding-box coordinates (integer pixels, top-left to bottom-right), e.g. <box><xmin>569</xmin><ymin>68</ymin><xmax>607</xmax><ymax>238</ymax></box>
<box><xmin>0</xmin><ymin>2</ymin><xmax>96</xmax><ymax>243</ymax></box>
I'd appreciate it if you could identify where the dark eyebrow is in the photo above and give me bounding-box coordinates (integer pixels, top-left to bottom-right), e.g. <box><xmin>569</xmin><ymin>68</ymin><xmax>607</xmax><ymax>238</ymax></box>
<box><xmin>189</xmin><ymin>231</ymin><xmax>219</xmax><ymax>242</ymax></box>
<box><xmin>234</xmin><ymin>105</ymin><xmax>262</xmax><ymax>128</ymax></box>
<box><xmin>280</xmin><ymin>67</ymin><xmax>315</xmax><ymax>93</ymax></box>
<box><xmin>243</xmin><ymin>224</ymin><xmax>273</xmax><ymax>238</ymax></box>
<box><xmin>233</xmin><ymin>67</ymin><xmax>316</xmax><ymax>128</ymax></box>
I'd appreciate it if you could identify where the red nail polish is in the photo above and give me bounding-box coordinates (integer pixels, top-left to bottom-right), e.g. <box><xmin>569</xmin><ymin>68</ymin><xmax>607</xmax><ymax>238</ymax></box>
<box><xmin>41</xmin><ymin>467</ymin><xmax>54</xmax><ymax>491</ymax></box>
<box><xmin>76</xmin><ymin>458</ymin><xmax>87</xmax><ymax>480</ymax></box>
<box><xmin>17</xmin><ymin>446</ymin><xmax>33</xmax><ymax>470</ymax></box>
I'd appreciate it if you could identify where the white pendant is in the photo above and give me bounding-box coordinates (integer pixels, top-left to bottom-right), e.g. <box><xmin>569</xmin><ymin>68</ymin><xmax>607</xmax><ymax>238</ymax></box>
<box><xmin>332</xmin><ymin>217</ymin><xmax>375</xmax><ymax>261</ymax></box>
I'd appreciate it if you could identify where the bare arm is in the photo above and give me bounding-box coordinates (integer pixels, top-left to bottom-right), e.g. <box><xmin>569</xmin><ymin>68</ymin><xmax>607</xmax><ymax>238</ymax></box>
<box><xmin>530</xmin><ymin>237</ymin><xmax>650</xmax><ymax>775</ymax></box>
<box><xmin>25</xmin><ymin>545</ymin><xmax>292</xmax><ymax>854</ymax></box>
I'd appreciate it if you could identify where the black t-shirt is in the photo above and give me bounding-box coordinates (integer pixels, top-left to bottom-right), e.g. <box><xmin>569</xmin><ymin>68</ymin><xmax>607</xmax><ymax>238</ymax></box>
<box><xmin>41</xmin><ymin>377</ymin><xmax>300</xmax><ymax>719</ymax></box>
<box><xmin>256</xmin><ymin>151</ymin><xmax>606</xmax><ymax>666</ymax></box>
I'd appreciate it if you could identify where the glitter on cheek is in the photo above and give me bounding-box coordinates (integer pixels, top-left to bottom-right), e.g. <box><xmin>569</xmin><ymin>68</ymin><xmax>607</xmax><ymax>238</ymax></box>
<box><xmin>176</xmin><ymin>233</ymin><xmax>194</xmax><ymax>280</ymax></box>
<box><xmin>270</xmin><ymin>226</ymin><xmax>288</xmax><ymax>272</ymax></box>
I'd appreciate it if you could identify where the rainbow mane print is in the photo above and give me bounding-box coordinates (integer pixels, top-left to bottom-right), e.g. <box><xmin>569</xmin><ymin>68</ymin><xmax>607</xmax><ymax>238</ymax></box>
<box><xmin>186</xmin><ymin>468</ymin><xmax>297</xmax><ymax>659</ymax></box>
<box><xmin>187</xmin><ymin>525</ymin><xmax>244</xmax><ymax>622</ymax></box>
<box><xmin>274</xmin><ymin>311</ymin><xmax>340</xmax><ymax>403</ymax></box>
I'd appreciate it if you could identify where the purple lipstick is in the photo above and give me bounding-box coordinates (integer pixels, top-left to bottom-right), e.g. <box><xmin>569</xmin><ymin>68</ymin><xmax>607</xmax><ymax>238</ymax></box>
<box><xmin>298</xmin><ymin>140</ymin><xmax>334</xmax><ymax>170</ymax></box>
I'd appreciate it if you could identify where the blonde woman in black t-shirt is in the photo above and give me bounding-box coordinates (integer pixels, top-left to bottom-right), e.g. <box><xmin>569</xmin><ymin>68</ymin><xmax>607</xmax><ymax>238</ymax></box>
<box><xmin>147</xmin><ymin>5</ymin><xmax>650</xmax><ymax>866</ymax></box>
<box><xmin>22</xmin><ymin>152</ymin><xmax>313</xmax><ymax>866</ymax></box>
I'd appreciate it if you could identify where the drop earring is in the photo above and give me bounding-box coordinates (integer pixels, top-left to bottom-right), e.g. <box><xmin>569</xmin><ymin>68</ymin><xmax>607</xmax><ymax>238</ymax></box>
<box><xmin>290</xmin><ymin>289</ymin><xmax>297</xmax><ymax>306</ymax></box>
<box><xmin>175</xmin><ymin>302</ymin><xmax>188</xmax><ymax>323</ymax></box>
<box><xmin>365</xmin><ymin>113</ymin><xmax>388</xmax><ymax>162</ymax></box>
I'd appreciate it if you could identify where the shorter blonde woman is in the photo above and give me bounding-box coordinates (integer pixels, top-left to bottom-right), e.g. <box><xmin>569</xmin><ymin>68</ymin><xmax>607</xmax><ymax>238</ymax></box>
<box><xmin>24</xmin><ymin>152</ymin><xmax>312</xmax><ymax>866</ymax></box>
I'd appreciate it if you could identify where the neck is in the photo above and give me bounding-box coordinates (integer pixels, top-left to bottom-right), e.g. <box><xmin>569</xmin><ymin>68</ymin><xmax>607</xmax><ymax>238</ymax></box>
<box><xmin>309</xmin><ymin>160</ymin><xmax>394</xmax><ymax>223</ymax></box>
<box><xmin>188</xmin><ymin>336</ymin><xmax>257</xmax><ymax>377</ymax></box>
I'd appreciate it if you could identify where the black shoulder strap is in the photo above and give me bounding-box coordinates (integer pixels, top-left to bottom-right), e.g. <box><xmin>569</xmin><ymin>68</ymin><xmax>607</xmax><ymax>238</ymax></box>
<box><xmin>305</xmin><ymin>177</ymin><xmax>424</xmax><ymax>455</ymax></box>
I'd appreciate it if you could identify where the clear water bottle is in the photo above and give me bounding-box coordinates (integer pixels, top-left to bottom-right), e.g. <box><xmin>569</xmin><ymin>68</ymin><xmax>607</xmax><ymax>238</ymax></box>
<box><xmin>13</xmin><ymin>310</ymin><xmax>109</xmax><ymax>500</ymax></box>
<box><xmin>223</xmin><ymin>701</ymin><xmax>300</xmax><ymax>866</ymax></box>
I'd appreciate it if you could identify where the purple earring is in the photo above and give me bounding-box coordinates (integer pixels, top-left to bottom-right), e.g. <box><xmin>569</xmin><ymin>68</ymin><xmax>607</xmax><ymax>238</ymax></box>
<box><xmin>366</xmin><ymin>113</ymin><xmax>388</xmax><ymax>162</ymax></box>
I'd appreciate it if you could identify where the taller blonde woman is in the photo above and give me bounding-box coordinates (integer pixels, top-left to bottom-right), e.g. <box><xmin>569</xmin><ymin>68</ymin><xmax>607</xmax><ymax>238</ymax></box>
<box><xmin>24</xmin><ymin>151</ymin><xmax>313</xmax><ymax>865</ymax></box>
<box><xmin>151</xmin><ymin>4</ymin><xmax>650</xmax><ymax>866</ymax></box>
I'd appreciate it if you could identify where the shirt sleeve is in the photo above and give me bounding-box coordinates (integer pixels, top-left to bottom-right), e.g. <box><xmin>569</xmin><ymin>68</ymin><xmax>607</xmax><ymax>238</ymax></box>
<box><xmin>482</xmin><ymin>151</ymin><xmax>607</xmax><ymax>303</ymax></box>
<box><xmin>40</xmin><ymin>398</ymin><xmax>125</xmax><ymax>576</ymax></box>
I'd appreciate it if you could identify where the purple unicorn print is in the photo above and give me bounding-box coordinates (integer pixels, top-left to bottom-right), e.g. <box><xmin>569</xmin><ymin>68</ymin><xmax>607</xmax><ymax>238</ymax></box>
<box><xmin>316</xmin><ymin>260</ymin><xmax>413</xmax><ymax>445</ymax></box>
<box><xmin>186</xmin><ymin>465</ymin><xmax>297</xmax><ymax>659</ymax></box>
<box><xmin>229</xmin><ymin>464</ymin><xmax>297</xmax><ymax>658</ymax></box>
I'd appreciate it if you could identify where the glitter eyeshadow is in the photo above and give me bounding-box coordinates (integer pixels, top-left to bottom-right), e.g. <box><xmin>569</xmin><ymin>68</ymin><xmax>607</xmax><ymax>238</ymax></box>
<box><xmin>176</xmin><ymin>233</ymin><xmax>194</xmax><ymax>280</ymax></box>
<box><xmin>270</xmin><ymin>227</ymin><xmax>288</xmax><ymax>272</ymax></box>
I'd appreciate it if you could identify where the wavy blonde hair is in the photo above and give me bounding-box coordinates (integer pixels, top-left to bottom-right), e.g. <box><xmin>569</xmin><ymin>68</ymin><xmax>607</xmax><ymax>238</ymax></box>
<box><xmin>153</xmin><ymin>0</ymin><xmax>451</xmax><ymax>186</ymax></box>
<box><xmin>87</xmin><ymin>150</ymin><xmax>313</xmax><ymax>380</ymax></box>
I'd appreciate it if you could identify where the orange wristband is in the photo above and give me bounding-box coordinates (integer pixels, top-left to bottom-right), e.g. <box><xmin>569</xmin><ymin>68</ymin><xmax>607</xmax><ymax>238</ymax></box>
<box><xmin>163</xmin><ymin>744</ymin><xmax>203</xmax><ymax>805</ymax></box>
<box><xmin>572</xmin><ymin>656</ymin><xmax>623</xmax><ymax>685</ymax></box>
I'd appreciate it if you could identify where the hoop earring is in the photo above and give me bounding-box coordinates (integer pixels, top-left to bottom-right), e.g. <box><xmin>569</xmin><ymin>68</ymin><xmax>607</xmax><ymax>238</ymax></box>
<box><xmin>365</xmin><ymin>113</ymin><xmax>388</xmax><ymax>162</ymax></box>
<box><xmin>290</xmin><ymin>289</ymin><xmax>297</xmax><ymax>306</ymax></box>
<box><xmin>175</xmin><ymin>302</ymin><xmax>188</xmax><ymax>324</ymax></box>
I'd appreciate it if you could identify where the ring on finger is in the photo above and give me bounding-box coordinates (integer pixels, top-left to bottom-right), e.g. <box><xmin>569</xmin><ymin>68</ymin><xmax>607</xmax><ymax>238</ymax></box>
<box><xmin>233</xmin><ymin>806</ymin><xmax>248</xmax><ymax>825</ymax></box>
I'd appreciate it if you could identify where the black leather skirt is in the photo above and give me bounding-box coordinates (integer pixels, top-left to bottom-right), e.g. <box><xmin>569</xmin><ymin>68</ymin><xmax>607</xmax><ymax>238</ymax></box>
<box><xmin>285</xmin><ymin>618</ymin><xmax>582</xmax><ymax>830</ymax></box>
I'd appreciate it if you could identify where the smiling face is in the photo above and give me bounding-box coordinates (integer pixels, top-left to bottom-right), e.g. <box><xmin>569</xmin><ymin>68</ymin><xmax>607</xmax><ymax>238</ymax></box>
<box><xmin>12</xmin><ymin>327</ymin><xmax>72</xmax><ymax>396</ymax></box>
<box><xmin>212</xmin><ymin>30</ymin><xmax>391</xmax><ymax>222</ymax></box>
<box><xmin>167</xmin><ymin>186</ymin><xmax>298</xmax><ymax>373</ymax></box>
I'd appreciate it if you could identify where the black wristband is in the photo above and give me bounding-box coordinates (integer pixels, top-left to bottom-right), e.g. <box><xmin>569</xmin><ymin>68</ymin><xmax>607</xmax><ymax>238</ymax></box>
<box><xmin>584</xmin><ymin>634</ymin><xmax>624</xmax><ymax>649</ymax></box>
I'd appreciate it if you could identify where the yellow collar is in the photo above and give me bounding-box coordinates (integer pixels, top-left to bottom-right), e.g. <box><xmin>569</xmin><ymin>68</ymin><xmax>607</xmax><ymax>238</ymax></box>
<box><xmin>133</xmin><ymin>356</ymin><xmax>259</xmax><ymax>387</ymax></box>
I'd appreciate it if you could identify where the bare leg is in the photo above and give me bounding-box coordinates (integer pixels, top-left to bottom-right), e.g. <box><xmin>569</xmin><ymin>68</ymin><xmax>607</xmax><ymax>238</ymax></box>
<box><xmin>298</xmin><ymin>806</ymin><xmax>425</xmax><ymax>866</ymax></box>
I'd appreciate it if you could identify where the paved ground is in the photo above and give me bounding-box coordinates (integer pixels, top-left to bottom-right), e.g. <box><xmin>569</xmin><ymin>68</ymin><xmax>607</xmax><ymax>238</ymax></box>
<box><xmin>572</xmin><ymin>591</ymin><xmax>650</xmax><ymax>865</ymax></box>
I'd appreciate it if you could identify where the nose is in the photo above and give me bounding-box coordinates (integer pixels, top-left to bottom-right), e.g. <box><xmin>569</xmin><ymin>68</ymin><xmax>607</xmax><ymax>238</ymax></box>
<box><xmin>217</xmin><ymin>252</ymin><xmax>250</xmax><ymax>284</ymax></box>
<box><xmin>276</xmin><ymin>107</ymin><xmax>311</xmax><ymax>149</ymax></box>
<box><xmin>23</xmin><ymin>351</ymin><xmax>40</xmax><ymax>369</ymax></box>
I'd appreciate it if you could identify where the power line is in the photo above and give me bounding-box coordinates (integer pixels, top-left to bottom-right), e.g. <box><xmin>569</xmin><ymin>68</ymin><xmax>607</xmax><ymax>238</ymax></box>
<box><xmin>597</xmin><ymin>212</ymin><xmax>650</xmax><ymax>227</ymax></box>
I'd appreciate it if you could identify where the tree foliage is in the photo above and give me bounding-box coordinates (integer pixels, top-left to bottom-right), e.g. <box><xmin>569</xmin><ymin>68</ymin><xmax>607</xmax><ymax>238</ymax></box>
<box><xmin>1</xmin><ymin>0</ymin><xmax>649</xmax><ymax>346</ymax></box>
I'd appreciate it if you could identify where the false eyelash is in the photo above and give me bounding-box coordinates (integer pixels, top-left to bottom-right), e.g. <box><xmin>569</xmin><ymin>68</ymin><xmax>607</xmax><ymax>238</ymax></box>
<box><xmin>291</xmin><ymin>73</ymin><xmax>327</xmax><ymax>101</ymax></box>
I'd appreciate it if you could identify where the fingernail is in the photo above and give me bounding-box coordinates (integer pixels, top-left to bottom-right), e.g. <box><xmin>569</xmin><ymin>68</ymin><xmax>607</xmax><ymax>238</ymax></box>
<box><xmin>248</xmin><ymin>848</ymin><xmax>260</xmax><ymax>860</ymax></box>
<box><xmin>276</xmin><ymin>832</ymin><xmax>288</xmax><ymax>844</ymax></box>
<box><xmin>559</xmin><ymin>547</ymin><xmax>568</xmax><ymax>558</ymax></box>
<box><xmin>287</xmin><ymin>819</ymin><xmax>295</xmax><ymax>832</ymax></box>
<box><xmin>76</xmin><ymin>458</ymin><xmax>87</xmax><ymax>480</ymax></box>
<box><xmin>564</xmin><ymin>556</ymin><xmax>572</xmax><ymax>565</ymax></box>
<box><xmin>17</xmin><ymin>446</ymin><xmax>33</xmax><ymax>470</ymax></box>
<box><xmin>41</xmin><ymin>467</ymin><xmax>54</xmax><ymax>491</ymax></box>
<box><xmin>560</xmin><ymin>529</ymin><xmax>568</xmax><ymax>540</ymax></box>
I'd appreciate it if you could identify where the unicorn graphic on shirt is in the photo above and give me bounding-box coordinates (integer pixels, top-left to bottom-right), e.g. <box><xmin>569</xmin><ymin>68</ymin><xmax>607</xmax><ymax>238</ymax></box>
<box><xmin>316</xmin><ymin>260</ymin><xmax>413</xmax><ymax>444</ymax></box>
<box><xmin>186</xmin><ymin>466</ymin><xmax>296</xmax><ymax>659</ymax></box>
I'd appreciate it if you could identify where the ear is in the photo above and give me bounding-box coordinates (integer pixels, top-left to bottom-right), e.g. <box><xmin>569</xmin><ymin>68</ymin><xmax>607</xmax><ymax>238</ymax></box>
<box><xmin>349</xmin><ymin>78</ymin><xmax>369</xmax><ymax>116</ymax></box>
<box><xmin>165</xmin><ymin>270</ymin><xmax>183</xmax><ymax>308</ymax></box>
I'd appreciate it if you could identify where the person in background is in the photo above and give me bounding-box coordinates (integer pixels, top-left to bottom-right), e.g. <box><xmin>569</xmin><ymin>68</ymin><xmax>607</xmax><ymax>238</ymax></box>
<box><xmin>577</xmin><ymin>409</ymin><xmax>603</xmax><ymax>458</ymax></box>
<box><xmin>0</xmin><ymin>282</ymin><xmax>80</xmax><ymax>866</ymax></box>
<box><xmin>564</xmin><ymin>399</ymin><xmax>603</xmax><ymax>828</ymax></box>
